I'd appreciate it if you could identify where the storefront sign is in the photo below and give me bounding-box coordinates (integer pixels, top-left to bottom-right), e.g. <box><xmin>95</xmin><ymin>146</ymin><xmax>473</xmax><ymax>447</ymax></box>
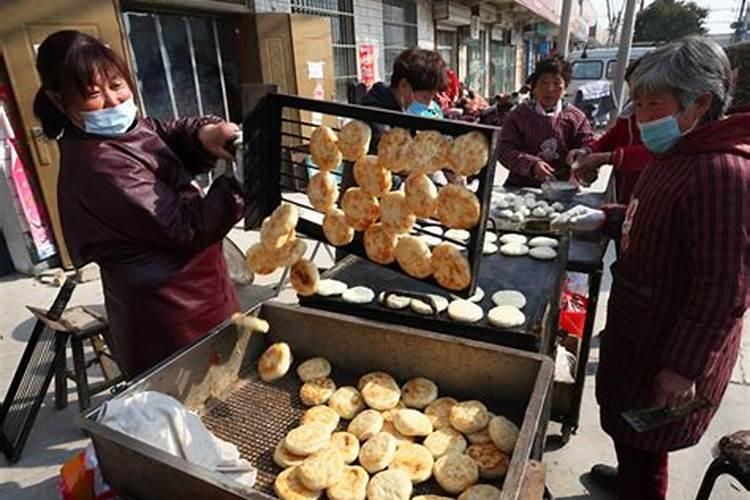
<box><xmin>358</xmin><ymin>43</ymin><xmax>377</xmax><ymax>88</ymax></box>
<box><xmin>514</xmin><ymin>0</ymin><xmax>558</xmax><ymax>26</ymax></box>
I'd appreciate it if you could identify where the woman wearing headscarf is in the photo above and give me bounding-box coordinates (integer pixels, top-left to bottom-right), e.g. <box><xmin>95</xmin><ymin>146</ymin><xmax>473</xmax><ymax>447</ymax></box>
<box><xmin>553</xmin><ymin>36</ymin><xmax>750</xmax><ymax>499</ymax></box>
<box><xmin>33</xmin><ymin>30</ymin><xmax>244</xmax><ymax>378</ymax></box>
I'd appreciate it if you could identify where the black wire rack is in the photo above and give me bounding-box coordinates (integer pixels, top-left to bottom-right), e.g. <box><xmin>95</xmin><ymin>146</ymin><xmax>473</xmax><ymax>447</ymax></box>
<box><xmin>242</xmin><ymin>92</ymin><xmax>500</xmax><ymax>298</ymax></box>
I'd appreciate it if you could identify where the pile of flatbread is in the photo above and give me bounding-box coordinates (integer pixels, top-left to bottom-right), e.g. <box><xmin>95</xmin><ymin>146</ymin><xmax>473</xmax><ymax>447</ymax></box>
<box><xmin>244</xmin><ymin>203</ymin><xmax>322</xmax><ymax>297</ymax></box>
<box><xmin>258</xmin><ymin>345</ymin><xmax>520</xmax><ymax>500</ymax></box>
<box><xmin>494</xmin><ymin>191</ymin><xmax>565</xmax><ymax>225</ymax></box>
<box><xmin>307</xmin><ymin>123</ymin><xmax>491</xmax><ymax>292</ymax></box>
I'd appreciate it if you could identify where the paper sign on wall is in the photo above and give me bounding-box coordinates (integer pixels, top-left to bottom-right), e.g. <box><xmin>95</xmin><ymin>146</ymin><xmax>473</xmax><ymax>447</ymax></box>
<box><xmin>307</xmin><ymin>61</ymin><xmax>325</xmax><ymax>80</ymax></box>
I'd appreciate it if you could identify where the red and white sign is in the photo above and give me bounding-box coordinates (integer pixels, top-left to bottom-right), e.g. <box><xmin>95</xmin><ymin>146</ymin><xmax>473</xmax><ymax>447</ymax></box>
<box><xmin>358</xmin><ymin>44</ymin><xmax>378</xmax><ymax>88</ymax></box>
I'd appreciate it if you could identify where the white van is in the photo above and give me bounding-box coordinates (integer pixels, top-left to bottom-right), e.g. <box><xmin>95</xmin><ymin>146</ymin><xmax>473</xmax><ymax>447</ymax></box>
<box><xmin>567</xmin><ymin>46</ymin><xmax>653</xmax><ymax>103</ymax></box>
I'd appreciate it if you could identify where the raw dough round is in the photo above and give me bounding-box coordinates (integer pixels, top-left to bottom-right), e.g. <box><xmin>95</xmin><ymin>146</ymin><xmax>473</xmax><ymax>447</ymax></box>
<box><xmin>488</xmin><ymin>305</ymin><xmax>526</xmax><ymax>328</ymax></box>
<box><xmin>482</xmin><ymin>242</ymin><xmax>498</xmax><ymax>255</ymax></box>
<box><xmin>410</xmin><ymin>294</ymin><xmax>449</xmax><ymax>315</ymax></box>
<box><xmin>437</xmin><ymin>185</ymin><xmax>481</xmax><ymax>229</ymax></box>
<box><xmin>378</xmin><ymin>291</ymin><xmax>411</xmax><ymax>310</ymax></box>
<box><xmin>447</xmin><ymin>299</ymin><xmax>484</xmax><ymax>323</ymax></box>
<box><xmin>484</xmin><ymin>231</ymin><xmax>498</xmax><ymax>243</ymax></box>
<box><xmin>342</xmin><ymin>286</ymin><xmax>375</xmax><ymax>304</ymax></box>
<box><xmin>499</xmin><ymin>233</ymin><xmax>527</xmax><ymax>245</ymax></box>
<box><xmin>491</xmin><ymin>290</ymin><xmax>527</xmax><ymax>309</ymax></box>
<box><xmin>452</xmin><ymin>286</ymin><xmax>484</xmax><ymax>304</ymax></box>
<box><xmin>529</xmin><ymin>246</ymin><xmax>557</xmax><ymax>260</ymax></box>
<box><xmin>444</xmin><ymin>228</ymin><xmax>471</xmax><ymax>242</ymax></box>
<box><xmin>500</xmin><ymin>243</ymin><xmax>529</xmax><ymax>257</ymax></box>
<box><xmin>316</xmin><ymin>279</ymin><xmax>348</xmax><ymax>297</ymax></box>
<box><xmin>323</xmin><ymin>208</ymin><xmax>355</xmax><ymax>247</ymax></box>
<box><xmin>528</xmin><ymin>236</ymin><xmax>558</xmax><ymax>248</ymax></box>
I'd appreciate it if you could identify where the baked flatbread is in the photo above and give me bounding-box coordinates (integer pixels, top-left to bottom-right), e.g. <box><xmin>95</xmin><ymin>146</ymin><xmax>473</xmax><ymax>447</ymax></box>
<box><xmin>348</xmin><ymin>409</ymin><xmax>384</xmax><ymax>441</ymax></box>
<box><xmin>394</xmin><ymin>236</ymin><xmax>433</xmax><ymax>279</ymax></box>
<box><xmin>458</xmin><ymin>484</ymin><xmax>503</xmax><ymax>500</ymax></box>
<box><xmin>323</xmin><ymin>208</ymin><xmax>355</xmax><ymax>247</ymax></box>
<box><xmin>405</xmin><ymin>174</ymin><xmax>439</xmax><ymax>218</ymax></box>
<box><xmin>364</xmin><ymin>223</ymin><xmax>398</xmax><ymax>265</ymax></box>
<box><xmin>359</xmin><ymin>432</ymin><xmax>398</xmax><ymax>473</ymax></box>
<box><xmin>327</xmin><ymin>465</ymin><xmax>369</xmax><ymax>500</ymax></box>
<box><xmin>466</xmin><ymin>443</ymin><xmax>509</xmax><ymax>480</ymax></box>
<box><xmin>393</xmin><ymin>409</ymin><xmax>433</xmax><ymax>437</ymax></box>
<box><xmin>285</xmin><ymin>423</ymin><xmax>331</xmax><ymax>456</ymax></box>
<box><xmin>259</xmin><ymin>342</ymin><xmax>292</xmax><ymax>382</ymax></box>
<box><xmin>377</xmin><ymin>128</ymin><xmax>413</xmax><ymax>173</ymax></box>
<box><xmin>297</xmin><ymin>357</ymin><xmax>332</xmax><ymax>382</ymax></box>
<box><xmin>338</xmin><ymin>120</ymin><xmax>371</xmax><ymax>161</ymax></box>
<box><xmin>342</xmin><ymin>188</ymin><xmax>380</xmax><ymax>231</ymax></box>
<box><xmin>302</xmin><ymin>405</ymin><xmax>341</xmax><ymax>434</ymax></box>
<box><xmin>448</xmin><ymin>131</ymin><xmax>489</xmax><ymax>176</ymax></box>
<box><xmin>436</xmin><ymin>185</ymin><xmax>481</xmax><ymax>229</ymax></box>
<box><xmin>411</xmin><ymin>130</ymin><xmax>450</xmax><ymax>175</ymax></box>
<box><xmin>432</xmin><ymin>454</ymin><xmax>479</xmax><ymax>494</ymax></box>
<box><xmin>275</xmin><ymin>466</ymin><xmax>322</xmax><ymax>500</ymax></box>
<box><xmin>380</xmin><ymin>191</ymin><xmax>416</xmax><ymax>235</ymax></box>
<box><xmin>449</xmin><ymin>400</ymin><xmax>490</xmax><ymax>434</ymax></box>
<box><xmin>329</xmin><ymin>386</ymin><xmax>366</xmax><ymax>420</ymax></box>
<box><xmin>424</xmin><ymin>397</ymin><xmax>458</xmax><ymax>430</ymax></box>
<box><xmin>329</xmin><ymin>432</ymin><xmax>361</xmax><ymax>465</ymax></box>
<box><xmin>307</xmin><ymin>172</ymin><xmax>339</xmax><ymax>212</ymax></box>
<box><xmin>401</xmin><ymin>377</ymin><xmax>438</xmax><ymax>409</ymax></box>
<box><xmin>290</xmin><ymin>259</ymin><xmax>320</xmax><ymax>296</ymax></box>
<box><xmin>360</xmin><ymin>372</ymin><xmax>401</xmax><ymax>411</ymax></box>
<box><xmin>354</xmin><ymin>155</ymin><xmax>392</xmax><ymax>197</ymax></box>
<box><xmin>366</xmin><ymin>469</ymin><xmax>412</xmax><ymax>500</ymax></box>
<box><xmin>488</xmin><ymin>415</ymin><xmax>519</xmax><ymax>454</ymax></box>
<box><xmin>310</xmin><ymin>126</ymin><xmax>342</xmax><ymax>171</ymax></box>
<box><xmin>431</xmin><ymin>243</ymin><xmax>471</xmax><ymax>291</ymax></box>
<box><xmin>298</xmin><ymin>447</ymin><xmax>346</xmax><ymax>490</ymax></box>
<box><xmin>300</xmin><ymin>377</ymin><xmax>337</xmax><ymax>406</ymax></box>
<box><xmin>387</xmin><ymin>443</ymin><xmax>434</xmax><ymax>483</ymax></box>
<box><xmin>423</xmin><ymin>427</ymin><xmax>467</xmax><ymax>458</ymax></box>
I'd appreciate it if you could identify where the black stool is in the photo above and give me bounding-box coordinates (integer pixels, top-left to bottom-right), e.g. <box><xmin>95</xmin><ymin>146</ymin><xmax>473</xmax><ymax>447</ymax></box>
<box><xmin>695</xmin><ymin>430</ymin><xmax>750</xmax><ymax>500</ymax></box>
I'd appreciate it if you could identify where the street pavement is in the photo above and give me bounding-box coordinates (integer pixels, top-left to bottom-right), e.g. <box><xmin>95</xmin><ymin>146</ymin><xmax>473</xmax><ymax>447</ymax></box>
<box><xmin>1</xmin><ymin>167</ymin><xmax>748</xmax><ymax>499</ymax></box>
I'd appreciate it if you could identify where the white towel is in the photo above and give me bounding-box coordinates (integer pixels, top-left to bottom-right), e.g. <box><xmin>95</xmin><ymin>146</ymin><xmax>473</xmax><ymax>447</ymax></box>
<box><xmin>98</xmin><ymin>391</ymin><xmax>256</xmax><ymax>488</ymax></box>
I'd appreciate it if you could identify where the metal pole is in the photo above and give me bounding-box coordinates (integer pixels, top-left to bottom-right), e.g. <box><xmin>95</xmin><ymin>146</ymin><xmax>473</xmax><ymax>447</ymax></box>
<box><xmin>611</xmin><ymin>0</ymin><xmax>638</xmax><ymax>117</ymax></box>
<box><xmin>558</xmin><ymin>0</ymin><xmax>574</xmax><ymax>58</ymax></box>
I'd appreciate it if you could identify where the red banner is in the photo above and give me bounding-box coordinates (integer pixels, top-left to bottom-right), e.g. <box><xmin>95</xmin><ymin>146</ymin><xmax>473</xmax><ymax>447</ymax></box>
<box><xmin>358</xmin><ymin>44</ymin><xmax>377</xmax><ymax>88</ymax></box>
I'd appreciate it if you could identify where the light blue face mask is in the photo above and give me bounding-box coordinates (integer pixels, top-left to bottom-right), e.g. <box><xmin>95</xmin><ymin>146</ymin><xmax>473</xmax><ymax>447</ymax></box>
<box><xmin>80</xmin><ymin>97</ymin><xmax>137</xmax><ymax>137</ymax></box>
<box><xmin>406</xmin><ymin>100</ymin><xmax>442</xmax><ymax>118</ymax></box>
<box><xmin>638</xmin><ymin>112</ymin><xmax>697</xmax><ymax>154</ymax></box>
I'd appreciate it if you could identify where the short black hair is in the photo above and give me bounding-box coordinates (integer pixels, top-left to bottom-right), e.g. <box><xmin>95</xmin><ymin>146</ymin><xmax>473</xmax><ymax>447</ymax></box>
<box><xmin>528</xmin><ymin>55</ymin><xmax>572</xmax><ymax>88</ymax></box>
<box><xmin>390</xmin><ymin>48</ymin><xmax>449</xmax><ymax>92</ymax></box>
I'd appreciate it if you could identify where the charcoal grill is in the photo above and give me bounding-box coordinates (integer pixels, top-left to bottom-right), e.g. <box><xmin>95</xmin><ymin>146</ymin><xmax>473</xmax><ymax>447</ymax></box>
<box><xmin>79</xmin><ymin>303</ymin><xmax>553</xmax><ymax>500</ymax></box>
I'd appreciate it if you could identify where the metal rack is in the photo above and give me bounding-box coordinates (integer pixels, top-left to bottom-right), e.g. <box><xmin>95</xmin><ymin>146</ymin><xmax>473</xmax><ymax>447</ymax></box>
<box><xmin>242</xmin><ymin>92</ymin><xmax>500</xmax><ymax>298</ymax></box>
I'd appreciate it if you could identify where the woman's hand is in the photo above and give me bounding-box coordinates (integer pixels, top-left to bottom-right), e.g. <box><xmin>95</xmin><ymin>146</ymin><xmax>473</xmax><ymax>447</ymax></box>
<box><xmin>198</xmin><ymin>121</ymin><xmax>240</xmax><ymax>161</ymax></box>
<box><xmin>532</xmin><ymin>160</ymin><xmax>555</xmax><ymax>181</ymax></box>
<box><xmin>566</xmin><ymin>148</ymin><xmax>589</xmax><ymax>165</ymax></box>
<box><xmin>653</xmin><ymin>369</ymin><xmax>696</xmax><ymax>408</ymax></box>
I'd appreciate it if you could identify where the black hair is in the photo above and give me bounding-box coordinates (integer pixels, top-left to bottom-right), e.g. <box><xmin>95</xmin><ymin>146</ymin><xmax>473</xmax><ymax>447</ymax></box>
<box><xmin>389</xmin><ymin>48</ymin><xmax>449</xmax><ymax>92</ymax></box>
<box><xmin>528</xmin><ymin>55</ymin><xmax>573</xmax><ymax>89</ymax></box>
<box><xmin>33</xmin><ymin>30</ymin><xmax>134</xmax><ymax>138</ymax></box>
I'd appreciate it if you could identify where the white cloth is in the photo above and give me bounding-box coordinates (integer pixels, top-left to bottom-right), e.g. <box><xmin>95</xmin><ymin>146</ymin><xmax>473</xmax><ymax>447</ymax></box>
<box><xmin>98</xmin><ymin>391</ymin><xmax>256</xmax><ymax>488</ymax></box>
<box><xmin>577</xmin><ymin>81</ymin><xmax>612</xmax><ymax>101</ymax></box>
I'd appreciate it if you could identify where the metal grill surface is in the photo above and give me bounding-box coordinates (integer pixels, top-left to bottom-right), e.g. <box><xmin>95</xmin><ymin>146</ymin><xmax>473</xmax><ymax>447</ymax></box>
<box><xmin>201</xmin><ymin>367</ymin><xmax>507</xmax><ymax>497</ymax></box>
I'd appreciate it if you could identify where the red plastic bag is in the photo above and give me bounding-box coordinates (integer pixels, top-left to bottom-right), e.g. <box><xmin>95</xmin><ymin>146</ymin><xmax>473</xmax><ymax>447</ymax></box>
<box><xmin>560</xmin><ymin>289</ymin><xmax>588</xmax><ymax>339</ymax></box>
<box><xmin>58</xmin><ymin>444</ymin><xmax>115</xmax><ymax>500</ymax></box>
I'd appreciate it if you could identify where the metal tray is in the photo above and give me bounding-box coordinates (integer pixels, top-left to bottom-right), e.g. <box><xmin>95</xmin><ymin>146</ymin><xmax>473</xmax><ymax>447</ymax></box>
<box><xmin>302</xmin><ymin>234</ymin><xmax>568</xmax><ymax>354</ymax></box>
<box><xmin>79</xmin><ymin>303</ymin><xmax>553</xmax><ymax>500</ymax></box>
<box><xmin>242</xmin><ymin>93</ymin><xmax>501</xmax><ymax>298</ymax></box>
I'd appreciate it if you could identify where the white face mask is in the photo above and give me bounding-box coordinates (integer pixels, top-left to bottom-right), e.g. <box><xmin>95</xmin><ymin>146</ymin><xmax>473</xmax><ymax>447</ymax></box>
<box><xmin>80</xmin><ymin>97</ymin><xmax>137</xmax><ymax>136</ymax></box>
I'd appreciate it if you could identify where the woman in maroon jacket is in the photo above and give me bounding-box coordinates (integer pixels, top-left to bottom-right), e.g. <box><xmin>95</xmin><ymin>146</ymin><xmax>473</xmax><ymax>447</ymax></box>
<box><xmin>554</xmin><ymin>36</ymin><xmax>749</xmax><ymax>499</ymax></box>
<box><xmin>33</xmin><ymin>31</ymin><xmax>245</xmax><ymax>378</ymax></box>
<box><xmin>498</xmin><ymin>55</ymin><xmax>594</xmax><ymax>187</ymax></box>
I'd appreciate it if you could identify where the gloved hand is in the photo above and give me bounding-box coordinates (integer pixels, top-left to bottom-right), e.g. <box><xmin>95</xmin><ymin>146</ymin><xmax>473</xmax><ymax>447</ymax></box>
<box><xmin>566</xmin><ymin>148</ymin><xmax>589</xmax><ymax>166</ymax></box>
<box><xmin>551</xmin><ymin>205</ymin><xmax>605</xmax><ymax>232</ymax></box>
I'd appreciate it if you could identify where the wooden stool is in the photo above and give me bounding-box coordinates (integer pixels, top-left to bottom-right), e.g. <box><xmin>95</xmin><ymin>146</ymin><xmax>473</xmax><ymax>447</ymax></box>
<box><xmin>695</xmin><ymin>430</ymin><xmax>750</xmax><ymax>500</ymax></box>
<box><xmin>26</xmin><ymin>305</ymin><xmax>122</xmax><ymax>412</ymax></box>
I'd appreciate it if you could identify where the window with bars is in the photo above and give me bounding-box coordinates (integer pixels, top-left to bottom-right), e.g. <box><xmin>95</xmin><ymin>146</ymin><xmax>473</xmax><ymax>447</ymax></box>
<box><xmin>290</xmin><ymin>0</ymin><xmax>357</xmax><ymax>102</ymax></box>
<box><xmin>383</xmin><ymin>0</ymin><xmax>418</xmax><ymax>80</ymax></box>
<box><xmin>436</xmin><ymin>30</ymin><xmax>458</xmax><ymax>72</ymax></box>
<box><xmin>122</xmin><ymin>11</ymin><xmax>242</xmax><ymax>123</ymax></box>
